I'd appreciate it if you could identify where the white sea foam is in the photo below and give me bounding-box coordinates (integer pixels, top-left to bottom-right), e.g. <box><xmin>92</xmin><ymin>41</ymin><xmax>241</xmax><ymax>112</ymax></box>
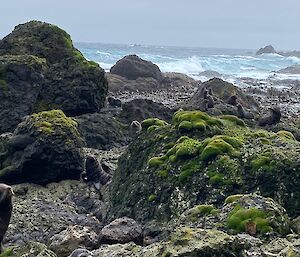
<box><xmin>78</xmin><ymin>43</ymin><xmax>300</xmax><ymax>81</ymax></box>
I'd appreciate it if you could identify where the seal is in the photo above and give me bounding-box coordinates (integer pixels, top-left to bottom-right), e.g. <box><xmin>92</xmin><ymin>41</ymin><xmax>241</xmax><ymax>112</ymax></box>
<box><xmin>258</xmin><ymin>107</ymin><xmax>281</xmax><ymax>126</ymax></box>
<box><xmin>0</xmin><ymin>183</ymin><xmax>13</xmax><ymax>253</ymax></box>
<box><xmin>203</xmin><ymin>88</ymin><xmax>214</xmax><ymax>108</ymax></box>
<box><xmin>227</xmin><ymin>94</ymin><xmax>238</xmax><ymax>106</ymax></box>
<box><xmin>82</xmin><ymin>156</ymin><xmax>112</xmax><ymax>190</ymax></box>
<box><xmin>237</xmin><ymin>103</ymin><xmax>254</xmax><ymax>119</ymax></box>
<box><xmin>129</xmin><ymin>120</ymin><xmax>142</xmax><ymax>137</ymax></box>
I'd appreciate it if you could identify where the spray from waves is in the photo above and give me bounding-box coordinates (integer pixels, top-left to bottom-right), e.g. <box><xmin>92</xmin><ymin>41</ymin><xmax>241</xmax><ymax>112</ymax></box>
<box><xmin>78</xmin><ymin>43</ymin><xmax>300</xmax><ymax>81</ymax></box>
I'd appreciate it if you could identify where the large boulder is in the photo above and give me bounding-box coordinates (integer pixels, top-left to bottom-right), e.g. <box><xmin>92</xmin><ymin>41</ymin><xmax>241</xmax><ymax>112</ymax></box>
<box><xmin>256</xmin><ymin>45</ymin><xmax>276</xmax><ymax>55</ymax></box>
<box><xmin>110</xmin><ymin>55</ymin><xmax>163</xmax><ymax>82</ymax></box>
<box><xmin>0</xmin><ymin>110</ymin><xmax>84</xmax><ymax>184</ymax></box>
<box><xmin>0</xmin><ymin>54</ymin><xmax>47</xmax><ymax>132</ymax></box>
<box><xmin>109</xmin><ymin>111</ymin><xmax>300</xmax><ymax>222</ymax></box>
<box><xmin>0</xmin><ymin>21</ymin><xmax>108</xmax><ymax>133</ymax></box>
<box><xmin>186</xmin><ymin>77</ymin><xmax>260</xmax><ymax>114</ymax></box>
<box><xmin>99</xmin><ymin>217</ymin><xmax>143</xmax><ymax>245</ymax></box>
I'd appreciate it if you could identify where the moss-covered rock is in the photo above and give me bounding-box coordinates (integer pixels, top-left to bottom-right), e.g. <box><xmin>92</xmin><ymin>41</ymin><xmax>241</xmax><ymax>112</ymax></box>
<box><xmin>0</xmin><ymin>110</ymin><xmax>84</xmax><ymax>184</ymax></box>
<box><xmin>0</xmin><ymin>21</ymin><xmax>108</xmax><ymax>133</ymax></box>
<box><xmin>109</xmin><ymin>110</ymin><xmax>300</xmax><ymax>222</ymax></box>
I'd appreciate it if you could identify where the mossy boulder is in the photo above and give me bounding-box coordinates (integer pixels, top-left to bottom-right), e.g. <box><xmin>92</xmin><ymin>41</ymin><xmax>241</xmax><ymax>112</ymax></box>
<box><xmin>0</xmin><ymin>110</ymin><xmax>84</xmax><ymax>184</ymax></box>
<box><xmin>109</xmin><ymin>110</ymin><xmax>300</xmax><ymax>222</ymax></box>
<box><xmin>0</xmin><ymin>21</ymin><xmax>107</xmax><ymax>133</ymax></box>
<box><xmin>0</xmin><ymin>55</ymin><xmax>47</xmax><ymax>132</ymax></box>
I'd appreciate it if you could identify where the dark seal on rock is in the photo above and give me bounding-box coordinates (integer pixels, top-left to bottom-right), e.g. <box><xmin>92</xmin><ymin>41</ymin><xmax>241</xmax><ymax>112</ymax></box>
<box><xmin>258</xmin><ymin>107</ymin><xmax>281</xmax><ymax>126</ymax></box>
<box><xmin>0</xmin><ymin>183</ymin><xmax>13</xmax><ymax>253</ymax></box>
<box><xmin>82</xmin><ymin>156</ymin><xmax>112</xmax><ymax>189</ymax></box>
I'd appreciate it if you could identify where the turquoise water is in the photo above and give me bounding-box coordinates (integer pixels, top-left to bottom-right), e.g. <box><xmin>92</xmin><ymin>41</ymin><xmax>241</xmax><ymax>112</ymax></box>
<box><xmin>76</xmin><ymin>42</ymin><xmax>300</xmax><ymax>81</ymax></box>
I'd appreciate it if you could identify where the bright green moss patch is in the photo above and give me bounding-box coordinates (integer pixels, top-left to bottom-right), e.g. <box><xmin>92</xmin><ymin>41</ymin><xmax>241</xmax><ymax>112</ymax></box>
<box><xmin>141</xmin><ymin>118</ymin><xmax>168</xmax><ymax>130</ymax></box>
<box><xmin>226</xmin><ymin>205</ymin><xmax>272</xmax><ymax>234</ymax></box>
<box><xmin>178</xmin><ymin>159</ymin><xmax>200</xmax><ymax>183</ymax></box>
<box><xmin>173</xmin><ymin>110</ymin><xmax>223</xmax><ymax>132</ymax></box>
<box><xmin>188</xmin><ymin>204</ymin><xmax>218</xmax><ymax>221</ymax></box>
<box><xmin>275</xmin><ymin>131</ymin><xmax>296</xmax><ymax>141</ymax></box>
<box><xmin>148</xmin><ymin>156</ymin><xmax>165</xmax><ymax>168</ymax></box>
<box><xmin>148</xmin><ymin>194</ymin><xmax>157</xmax><ymax>202</ymax></box>
<box><xmin>200</xmin><ymin>137</ymin><xmax>237</xmax><ymax>161</ymax></box>
<box><xmin>30</xmin><ymin>109</ymin><xmax>79</xmax><ymax>136</ymax></box>
<box><xmin>225</xmin><ymin>194</ymin><xmax>244</xmax><ymax>204</ymax></box>
<box><xmin>219</xmin><ymin>115</ymin><xmax>246</xmax><ymax>127</ymax></box>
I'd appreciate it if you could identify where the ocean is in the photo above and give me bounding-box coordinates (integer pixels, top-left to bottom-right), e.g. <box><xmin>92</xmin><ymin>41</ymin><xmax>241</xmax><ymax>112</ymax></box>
<box><xmin>76</xmin><ymin>42</ymin><xmax>300</xmax><ymax>82</ymax></box>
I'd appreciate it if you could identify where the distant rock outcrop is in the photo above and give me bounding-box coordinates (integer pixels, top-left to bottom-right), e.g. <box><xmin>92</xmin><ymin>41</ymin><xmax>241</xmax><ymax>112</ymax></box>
<box><xmin>110</xmin><ymin>54</ymin><xmax>163</xmax><ymax>82</ymax></box>
<box><xmin>278</xmin><ymin>64</ymin><xmax>300</xmax><ymax>74</ymax></box>
<box><xmin>256</xmin><ymin>45</ymin><xmax>276</xmax><ymax>55</ymax></box>
<box><xmin>0</xmin><ymin>21</ymin><xmax>108</xmax><ymax>133</ymax></box>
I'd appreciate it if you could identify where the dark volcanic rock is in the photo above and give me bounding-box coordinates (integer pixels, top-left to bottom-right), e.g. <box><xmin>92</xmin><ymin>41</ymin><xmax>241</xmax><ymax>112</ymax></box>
<box><xmin>0</xmin><ymin>21</ymin><xmax>107</xmax><ymax>133</ymax></box>
<box><xmin>186</xmin><ymin>78</ymin><xmax>260</xmax><ymax>116</ymax></box>
<box><xmin>0</xmin><ymin>55</ymin><xmax>47</xmax><ymax>132</ymax></box>
<box><xmin>110</xmin><ymin>55</ymin><xmax>163</xmax><ymax>82</ymax></box>
<box><xmin>100</xmin><ymin>217</ymin><xmax>143</xmax><ymax>245</ymax></box>
<box><xmin>256</xmin><ymin>45</ymin><xmax>276</xmax><ymax>55</ymax></box>
<box><xmin>76</xmin><ymin>112</ymin><xmax>129</xmax><ymax>150</ymax></box>
<box><xmin>0</xmin><ymin>110</ymin><xmax>84</xmax><ymax>184</ymax></box>
<box><xmin>119</xmin><ymin>99</ymin><xmax>174</xmax><ymax>124</ymax></box>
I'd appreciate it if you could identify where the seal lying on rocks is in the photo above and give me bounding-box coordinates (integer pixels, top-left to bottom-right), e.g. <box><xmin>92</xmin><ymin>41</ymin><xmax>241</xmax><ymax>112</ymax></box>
<box><xmin>258</xmin><ymin>107</ymin><xmax>281</xmax><ymax>126</ymax></box>
<box><xmin>227</xmin><ymin>94</ymin><xmax>238</xmax><ymax>106</ymax></box>
<box><xmin>68</xmin><ymin>248</ymin><xmax>92</xmax><ymax>257</ymax></box>
<box><xmin>0</xmin><ymin>183</ymin><xmax>13</xmax><ymax>253</ymax></box>
<box><xmin>237</xmin><ymin>103</ymin><xmax>254</xmax><ymax>119</ymax></box>
<box><xmin>129</xmin><ymin>120</ymin><xmax>142</xmax><ymax>137</ymax></box>
<box><xmin>82</xmin><ymin>156</ymin><xmax>112</xmax><ymax>190</ymax></box>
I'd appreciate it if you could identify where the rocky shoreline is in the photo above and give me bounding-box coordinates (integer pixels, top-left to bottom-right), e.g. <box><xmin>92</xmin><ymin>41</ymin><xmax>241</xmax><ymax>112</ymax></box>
<box><xmin>0</xmin><ymin>21</ymin><xmax>300</xmax><ymax>257</ymax></box>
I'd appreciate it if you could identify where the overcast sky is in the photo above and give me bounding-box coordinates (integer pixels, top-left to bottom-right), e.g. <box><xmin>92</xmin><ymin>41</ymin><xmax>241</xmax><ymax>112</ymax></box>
<box><xmin>1</xmin><ymin>0</ymin><xmax>299</xmax><ymax>50</ymax></box>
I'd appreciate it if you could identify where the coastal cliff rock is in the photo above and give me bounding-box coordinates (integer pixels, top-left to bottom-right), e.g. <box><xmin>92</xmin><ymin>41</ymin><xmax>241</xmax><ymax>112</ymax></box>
<box><xmin>0</xmin><ymin>110</ymin><xmax>84</xmax><ymax>184</ymax></box>
<box><xmin>109</xmin><ymin>110</ymin><xmax>300</xmax><ymax>222</ymax></box>
<box><xmin>110</xmin><ymin>54</ymin><xmax>163</xmax><ymax>82</ymax></box>
<box><xmin>0</xmin><ymin>21</ymin><xmax>108</xmax><ymax>133</ymax></box>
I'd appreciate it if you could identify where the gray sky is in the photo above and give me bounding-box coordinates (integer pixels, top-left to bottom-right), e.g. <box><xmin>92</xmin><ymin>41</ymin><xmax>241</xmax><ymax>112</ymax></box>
<box><xmin>1</xmin><ymin>0</ymin><xmax>299</xmax><ymax>50</ymax></box>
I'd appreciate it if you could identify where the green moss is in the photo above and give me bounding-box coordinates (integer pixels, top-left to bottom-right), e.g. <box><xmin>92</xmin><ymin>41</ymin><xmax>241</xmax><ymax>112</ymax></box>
<box><xmin>225</xmin><ymin>194</ymin><xmax>244</xmax><ymax>204</ymax></box>
<box><xmin>157</xmin><ymin>169</ymin><xmax>169</xmax><ymax>178</ymax></box>
<box><xmin>148</xmin><ymin>156</ymin><xmax>165</xmax><ymax>168</ymax></box>
<box><xmin>0</xmin><ymin>248</ymin><xmax>14</xmax><ymax>257</ymax></box>
<box><xmin>178</xmin><ymin>159</ymin><xmax>200</xmax><ymax>183</ymax></box>
<box><xmin>275</xmin><ymin>131</ymin><xmax>296</xmax><ymax>141</ymax></box>
<box><xmin>226</xmin><ymin>205</ymin><xmax>272</xmax><ymax>234</ymax></box>
<box><xmin>219</xmin><ymin>115</ymin><xmax>246</xmax><ymax>127</ymax></box>
<box><xmin>0</xmin><ymin>80</ymin><xmax>8</xmax><ymax>93</ymax></box>
<box><xmin>148</xmin><ymin>194</ymin><xmax>156</xmax><ymax>202</ymax></box>
<box><xmin>200</xmin><ymin>138</ymin><xmax>235</xmax><ymax>161</ymax></box>
<box><xmin>174</xmin><ymin>137</ymin><xmax>202</xmax><ymax>160</ymax></box>
<box><xmin>188</xmin><ymin>204</ymin><xmax>217</xmax><ymax>221</ymax></box>
<box><xmin>30</xmin><ymin>110</ymin><xmax>79</xmax><ymax>136</ymax></box>
<box><xmin>173</xmin><ymin>110</ymin><xmax>222</xmax><ymax>132</ymax></box>
<box><xmin>141</xmin><ymin>118</ymin><xmax>168</xmax><ymax>130</ymax></box>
